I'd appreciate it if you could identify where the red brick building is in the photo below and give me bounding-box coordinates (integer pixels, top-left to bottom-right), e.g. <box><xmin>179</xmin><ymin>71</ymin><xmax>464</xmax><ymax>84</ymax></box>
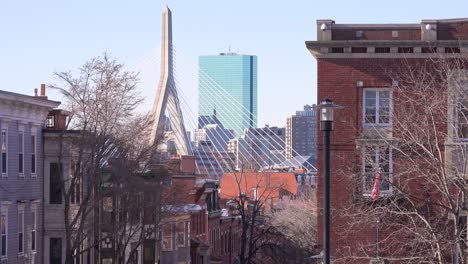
<box><xmin>220</xmin><ymin>171</ymin><xmax>298</xmax><ymax>210</ymax></box>
<box><xmin>307</xmin><ymin>18</ymin><xmax>468</xmax><ymax>263</ymax></box>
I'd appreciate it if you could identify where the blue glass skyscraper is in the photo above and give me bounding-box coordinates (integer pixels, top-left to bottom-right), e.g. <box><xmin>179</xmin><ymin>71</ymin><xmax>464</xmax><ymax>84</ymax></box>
<box><xmin>198</xmin><ymin>53</ymin><xmax>258</xmax><ymax>136</ymax></box>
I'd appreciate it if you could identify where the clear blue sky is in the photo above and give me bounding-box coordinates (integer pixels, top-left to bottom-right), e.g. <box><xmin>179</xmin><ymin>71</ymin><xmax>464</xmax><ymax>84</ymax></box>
<box><xmin>1</xmin><ymin>0</ymin><xmax>468</xmax><ymax>127</ymax></box>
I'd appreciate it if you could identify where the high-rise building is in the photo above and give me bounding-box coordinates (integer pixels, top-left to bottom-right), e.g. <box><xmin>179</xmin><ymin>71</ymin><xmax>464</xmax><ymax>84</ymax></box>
<box><xmin>285</xmin><ymin>105</ymin><xmax>317</xmax><ymax>160</ymax></box>
<box><xmin>199</xmin><ymin>53</ymin><xmax>257</xmax><ymax>136</ymax></box>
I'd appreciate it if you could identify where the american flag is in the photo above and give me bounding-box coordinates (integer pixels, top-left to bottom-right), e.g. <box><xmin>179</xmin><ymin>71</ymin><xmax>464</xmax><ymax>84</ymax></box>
<box><xmin>371</xmin><ymin>168</ymin><xmax>382</xmax><ymax>201</ymax></box>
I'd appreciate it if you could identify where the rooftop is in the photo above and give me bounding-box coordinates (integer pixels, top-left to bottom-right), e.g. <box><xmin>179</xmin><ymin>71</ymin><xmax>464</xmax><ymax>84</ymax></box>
<box><xmin>307</xmin><ymin>18</ymin><xmax>468</xmax><ymax>58</ymax></box>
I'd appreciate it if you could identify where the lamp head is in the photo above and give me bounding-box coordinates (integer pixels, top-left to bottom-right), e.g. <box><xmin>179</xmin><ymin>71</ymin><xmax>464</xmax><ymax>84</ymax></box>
<box><xmin>312</xmin><ymin>99</ymin><xmax>344</xmax><ymax>122</ymax></box>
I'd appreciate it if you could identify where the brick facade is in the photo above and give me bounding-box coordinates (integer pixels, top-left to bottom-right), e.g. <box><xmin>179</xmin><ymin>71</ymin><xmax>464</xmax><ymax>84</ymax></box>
<box><xmin>307</xmin><ymin>18</ymin><xmax>468</xmax><ymax>263</ymax></box>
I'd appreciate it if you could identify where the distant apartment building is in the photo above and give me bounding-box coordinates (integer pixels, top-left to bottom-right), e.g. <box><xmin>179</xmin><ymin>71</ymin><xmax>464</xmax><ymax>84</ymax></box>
<box><xmin>194</xmin><ymin>111</ymin><xmax>235</xmax><ymax>152</ymax></box>
<box><xmin>199</xmin><ymin>53</ymin><xmax>258</xmax><ymax>136</ymax></box>
<box><xmin>0</xmin><ymin>86</ymin><xmax>60</xmax><ymax>263</ymax></box>
<box><xmin>285</xmin><ymin>105</ymin><xmax>317</xmax><ymax>160</ymax></box>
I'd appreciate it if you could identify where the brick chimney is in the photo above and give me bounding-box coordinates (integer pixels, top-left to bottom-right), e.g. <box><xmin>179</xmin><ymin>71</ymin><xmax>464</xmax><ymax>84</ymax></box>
<box><xmin>40</xmin><ymin>84</ymin><xmax>47</xmax><ymax>99</ymax></box>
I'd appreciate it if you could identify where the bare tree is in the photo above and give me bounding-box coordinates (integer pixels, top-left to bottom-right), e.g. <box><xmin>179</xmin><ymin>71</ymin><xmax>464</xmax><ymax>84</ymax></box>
<box><xmin>336</xmin><ymin>56</ymin><xmax>468</xmax><ymax>263</ymax></box>
<box><xmin>223</xmin><ymin>170</ymin><xmax>297</xmax><ymax>264</ymax></box>
<box><xmin>50</xmin><ymin>52</ymin><xmax>158</xmax><ymax>263</ymax></box>
<box><xmin>269</xmin><ymin>187</ymin><xmax>317</xmax><ymax>258</ymax></box>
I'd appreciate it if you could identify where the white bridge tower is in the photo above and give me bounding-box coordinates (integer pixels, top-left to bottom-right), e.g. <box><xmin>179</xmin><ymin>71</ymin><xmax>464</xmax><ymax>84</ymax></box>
<box><xmin>149</xmin><ymin>6</ymin><xmax>192</xmax><ymax>155</ymax></box>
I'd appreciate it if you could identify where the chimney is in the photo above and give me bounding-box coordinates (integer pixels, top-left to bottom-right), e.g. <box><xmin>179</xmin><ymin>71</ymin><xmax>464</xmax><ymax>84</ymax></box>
<box><xmin>40</xmin><ymin>84</ymin><xmax>46</xmax><ymax>97</ymax></box>
<box><xmin>34</xmin><ymin>88</ymin><xmax>38</xmax><ymax>96</ymax></box>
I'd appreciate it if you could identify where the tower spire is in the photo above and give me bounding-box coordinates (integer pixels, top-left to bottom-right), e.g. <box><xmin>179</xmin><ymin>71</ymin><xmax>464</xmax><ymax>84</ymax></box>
<box><xmin>149</xmin><ymin>6</ymin><xmax>192</xmax><ymax>155</ymax></box>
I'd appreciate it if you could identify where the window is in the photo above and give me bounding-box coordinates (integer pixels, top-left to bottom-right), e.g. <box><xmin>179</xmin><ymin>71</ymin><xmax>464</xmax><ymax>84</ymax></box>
<box><xmin>18</xmin><ymin>132</ymin><xmax>24</xmax><ymax>175</ymax></box>
<box><xmin>46</xmin><ymin>115</ymin><xmax>55</xmax><ymax>128</ymax></box>
<box><xmin>31</xmin><ymin>208</ymin><xmax>36</xmax><ymax>251</ymax></box>
<box><xmin>251</xmin><ymin>188</ymin><xmax>258</xmax><ymax>201</ymax></box>
<box><xmin>74</xmin><ymin>249</ymin><xmax>80</xmax><ymax>264</ymax></box>
<box><xmin>1</xmin><ymin>210</ymin><xmax>6</xmax><ymax>258</ymax></box>
<box><xmin>331</xmin><ymin>47</ymin><xmax>344</xmax><ymax>53</ymax></box>
<box><xmin>446</xmin><ymin>47</ymin><xmax>461</xmax><ymax>53</ymax></box>
<box><xmin>50</xmin><ymin>237</ymin><xmax>62</xmax><ymax>264</ymax></box>
<box><xmin>398</xmin><ymin>47</ymin><xmax>414</xmax><ymax>53</ymax></box>
<box><xmin>1</xmin><ymin>129</ymin><xmax>6</xmax><ymax>175</ymax></box>
<box><xmin>364</xmin><ymin>89</ymin><xmax>391</xmax><ymax>125</ymax></box>
<box><xmin>70</xmin><ymin>163</ymin><xmax>81</xmax><ymax>204</ymax></box>
<box><xmin>352</xmin><ymin>47</ymin><xmax>367</xmax><ymax>53</ymax></box>
<box><xmin>129</xmin><ymin>242</ymin><xmax>139</xmax><ymax>264</ymax></box>
<box><xmin>162</xmin><ymin>224</ymin><xmax>173</xmax><ymax>251</ymax></box>
<box><xmin>455</xmin><ymin>81</ymin><xmax>468</xmax><ymax>139</ymax></box>
<box><xmin>18</xmin><ymin>209</ymin><xmax>24</xmax><ymax>254</ymax></box>
<box><xmin>176</xmin><ymin>222</ymin><xmax>185</xmax><ymax>247</ymax></box>
<box><xmin>375</xmin><ymin>47</ymin><xmax>390</xmax><ymax>53</ymax></box>
<box><xmin>363</xmin><ymin>145</ymin><xmax>392</xmax><ymax>194</ymax></box>
<box><xmin>422</xmin><ymin>47</ymin><xmax>437</xmax><ymax>53</ymax></box>
<box><xmin>31</xmin><ymin>135</ymin><xmax>36</xmax><ymax>175</ymax></box>
<box><xmin>50</xmin><ymin>163</ymin><xmax>63</xmax><ymax>204</ymax></box>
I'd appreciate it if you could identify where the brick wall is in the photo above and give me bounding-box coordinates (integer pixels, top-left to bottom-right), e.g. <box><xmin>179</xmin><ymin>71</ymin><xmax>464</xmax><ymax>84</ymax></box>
<box><xmin>316</xmin><ymin>58</ymin><xmax>434</xmax><ymax>262</ymax></box>
<box><xmin>438</xmin><ymin>22</ymin><xmax>468</xmax><ymax>40</ymax></box>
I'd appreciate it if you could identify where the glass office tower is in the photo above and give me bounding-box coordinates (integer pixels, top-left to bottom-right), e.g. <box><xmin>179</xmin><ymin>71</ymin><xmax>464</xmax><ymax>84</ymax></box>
<box><xmin>198</xmin><ymin>53</ymin><xmax>258</xmax><ymax>136</ymax></box>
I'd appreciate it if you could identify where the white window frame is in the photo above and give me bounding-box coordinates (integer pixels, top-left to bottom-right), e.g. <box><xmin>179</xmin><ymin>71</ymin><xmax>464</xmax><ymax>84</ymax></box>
<box><xmin>176</xmin><ymin>222</ymin><xmax>185</xmax><ymax>247</ymax></box>
<box><xmin>31</xmin><ymin>206</ymin><xmax>37</xmax><ymax>252</ymax></box>
<box><xmin>451</xmin><ymin>76</ymin><xmax>468</xmax><ymax>141</ymax></box>
<box><xmin>0</xmin><ymin>201</ymin><xmax>11</xmax><ymax>260</ymax></box>
<box><xmin>1</xmin><ymin>128</ymin><xmax>7</xmax><ymax>177</ymax></box>
<box><xmin>18</xmin><ymin>204</ymin><xmax>25</xmax><ymax>255</ymax></box>
<box><xmin>162</xmin><ymin>224</ymin><xmax>173</xmax><ymax>251</ymax></box>
<box><xmin>70</xmin><ymin>162</ymin><xmax>81</xmax><ymax>204</ymax></box>
<box><xmin>363</xmin><ymin>88</ymin><xmax>392</xmax><ymax>127</ymax></box>
<box><xmin>31</xmin><ymin>132</ymin><xmax>37</xmax><ymax>177</ymax></box>
<box><xmin>251</xmin><ymin>188</ymin><xmax>258</xmax><ymax>201</ymax></box>
<box><xmin>361</xmin><ymin>144</ymin><xmax>393</xmax><ymax>196</ymax></box>
<box><xmin>18</xmin><ymin>130</ymin><xmax>24</xmax><ymax>177</ymax></box>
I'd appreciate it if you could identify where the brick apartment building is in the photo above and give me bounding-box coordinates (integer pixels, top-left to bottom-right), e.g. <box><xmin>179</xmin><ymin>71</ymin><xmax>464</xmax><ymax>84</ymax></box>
<box><xmin>307</xmin><ymin>18</ymin><xmax>468</xmax><ymax>263</ymax></box>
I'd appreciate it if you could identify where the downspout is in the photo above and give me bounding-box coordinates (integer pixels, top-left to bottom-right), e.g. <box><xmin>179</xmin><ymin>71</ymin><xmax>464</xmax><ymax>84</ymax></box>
<box><xmin>41</xmin><ymin>130</ymin><xmax>45</xmax><ymax>264</ymax></box>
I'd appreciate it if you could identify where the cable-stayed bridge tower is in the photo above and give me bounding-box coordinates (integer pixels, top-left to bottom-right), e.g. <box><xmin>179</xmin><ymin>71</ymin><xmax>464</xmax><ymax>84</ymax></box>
<box><xmin>149</xmin><ymin>5</ymin><xmax>192</xmax><ymax>155</ymax></box>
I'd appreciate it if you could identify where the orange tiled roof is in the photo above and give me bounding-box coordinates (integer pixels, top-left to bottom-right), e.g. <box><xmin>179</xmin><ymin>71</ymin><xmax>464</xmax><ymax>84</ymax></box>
<box><xmin>220</xmin><ymin>171</ymin><xmax>297</xmax><ymax>201</ymax></box>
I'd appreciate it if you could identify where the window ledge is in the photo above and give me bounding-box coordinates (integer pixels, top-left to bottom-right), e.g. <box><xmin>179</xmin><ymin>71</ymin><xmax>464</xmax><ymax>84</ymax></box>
<box><xmin>18</xmin><ymin>173</ymin><xmax>24</xmax><ymax>178</ymax></box>
<box><xmin>363</xmin><ymin>124</ymin><xmax>392</xmax><ymax>128</ymax></box>
<box><xmin>363</xmin><ymin>191</ymin><xmax>393</xmax><ymax>198</ymax></box>
<box><xmin>1</xmin><ymin>173</ymin><xmax>6</xmax><ymax>178</ymax></box>
<box><xmin>31</xmin><ymin>173</ymin><xmax>37</xmax><ymax>178</ymax></box>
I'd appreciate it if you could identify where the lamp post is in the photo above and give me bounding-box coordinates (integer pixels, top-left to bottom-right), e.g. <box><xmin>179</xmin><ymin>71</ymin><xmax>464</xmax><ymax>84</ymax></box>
<box><xmin>313</xmin><ymin>99</ymin><xmax>343</xmax><ymax>264</ymax></box>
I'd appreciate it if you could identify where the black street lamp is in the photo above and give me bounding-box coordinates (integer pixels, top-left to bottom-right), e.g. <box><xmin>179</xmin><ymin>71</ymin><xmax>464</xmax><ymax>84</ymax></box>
<box><xmin>313</xmin><ymin>99</ymin><xmax>343</xmax><ymax>264</ymax></box>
